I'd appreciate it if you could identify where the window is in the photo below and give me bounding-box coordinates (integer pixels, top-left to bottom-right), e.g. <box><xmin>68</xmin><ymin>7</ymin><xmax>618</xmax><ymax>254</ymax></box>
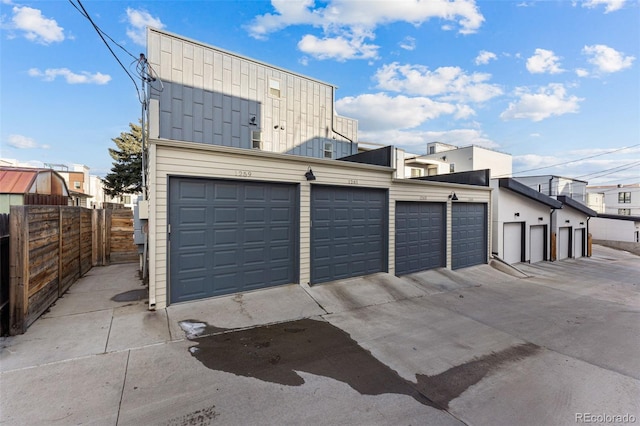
<box><xmin>252</xmin><ymin>131</ymin><xmax>262</xmax><ymax>149</ymax></box>
<box><xmin>410</xmin><ymin>168</ymin><xmax>423</xmax><ymax>177</ymax></box>
<box><xmin>269</xmin><ymin>79</ymin><xmax>281</xmax><ymax>98</ymax></box>
<box><xmin>618</xmin><ymin>208</ymin><xmax>631</xmax><ymax>215</ymax></box>
<box><xmin>618</xmin><ymin>191</ymin><xmax>631</xmax><ymax>203</ymax></box>
<box><xmin>429</xmin><ymin>146</ymin><xmax>435</xmax><ymax>154</ymax></box>
<box><xmin>449</xmin><ymin>163</ymin><xmax>455</xmax><ymax>173</ymax></box>
<box><xmin>74</xmin><ymin>181</ymin><xmax>81</xmax><ymax>189</ymax></box>
<box><xmin>324</xmin><ymin>142</ymin><xmax>333</xmax><ymax>159</ymax></box>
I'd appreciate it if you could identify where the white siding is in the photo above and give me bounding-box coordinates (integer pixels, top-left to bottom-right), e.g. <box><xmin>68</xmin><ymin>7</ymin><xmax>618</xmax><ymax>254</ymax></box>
<box><xmin>147</xmin><ymin>28</ymin><xmax>357</xmax><ymax>159</ymax></box>
<box><xmin>150</xmin><ymin>139</ymin><xmax>391</xmax><ymax>308</ymax></box>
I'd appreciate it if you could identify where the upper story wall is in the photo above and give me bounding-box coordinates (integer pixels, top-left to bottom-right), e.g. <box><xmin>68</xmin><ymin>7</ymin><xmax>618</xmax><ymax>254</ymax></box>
<box><xmin>588</xmin><ymin>184</ymin><xmax>640</xmax><ymax>215</ymax></box>
<box><xmin>416</xmin><ymin>145</ymin><xmax>512</xmax><ymax>178</ymax></box>
<box><xmin>515</xmin><ymin>175</ymin><xmax>587</xmax><ymax>204</ymax></box>
<box><xmin>147</xmin><ymin>28</ymin><xmax>357</xmax><ymax>160</ymax></box>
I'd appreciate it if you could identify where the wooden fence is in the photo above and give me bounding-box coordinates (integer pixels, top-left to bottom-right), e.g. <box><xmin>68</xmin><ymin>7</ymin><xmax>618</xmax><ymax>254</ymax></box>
<box><xmin>1</xmin><ymin>214</ymin><xmax>9</xmax><ymax>336</ymax></box>
<box><xmin>7</xmin><ymin>205</ymin><xmax>138</xmax><ymax>335</ymax></box>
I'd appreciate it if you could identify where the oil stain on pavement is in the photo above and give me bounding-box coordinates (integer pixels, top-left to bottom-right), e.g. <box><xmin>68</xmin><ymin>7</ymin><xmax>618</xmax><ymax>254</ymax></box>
<box><xmin>185</xmin><ymin>317</ymin><xmax>541</xmax><ymax>410</ymax></box>
<box><xmin>186</xmin><ymin>318</ymin><xmax>434</xmax><ymax>407</ymax></box>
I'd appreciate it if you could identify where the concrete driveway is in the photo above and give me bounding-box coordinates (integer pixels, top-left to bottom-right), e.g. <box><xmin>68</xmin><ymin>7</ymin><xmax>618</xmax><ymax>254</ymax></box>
<box><xmin>1</xmin><ymin>245</ymin><xmax>638</xmax><ymax>425</ymax></box>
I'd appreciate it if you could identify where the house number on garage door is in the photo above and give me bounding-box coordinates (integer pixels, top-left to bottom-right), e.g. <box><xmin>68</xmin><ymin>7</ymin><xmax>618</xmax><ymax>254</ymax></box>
<box><xmin>236</xmin><ymin>170</ymin><xmax>252</xmax><ymax>177</ymax></box>
<box><xmin>348</xmin><ymin>179</ymin><xmax>359</xmax><ymax>184</ymax></box>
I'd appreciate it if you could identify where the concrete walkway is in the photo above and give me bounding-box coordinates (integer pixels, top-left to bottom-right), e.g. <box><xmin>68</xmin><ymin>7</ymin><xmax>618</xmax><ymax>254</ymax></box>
<box><xmin>1</xmin><ymin>245</ymin><xmax>639</xmax><ymax>425</ymax></box>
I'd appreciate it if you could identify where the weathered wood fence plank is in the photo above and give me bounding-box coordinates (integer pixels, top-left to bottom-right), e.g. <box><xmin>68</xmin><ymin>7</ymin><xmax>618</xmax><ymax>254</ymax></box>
<box><xmin>7</xmin><ymin>205</ymin><xmax>138</xmax><ymax>335</ymax></box>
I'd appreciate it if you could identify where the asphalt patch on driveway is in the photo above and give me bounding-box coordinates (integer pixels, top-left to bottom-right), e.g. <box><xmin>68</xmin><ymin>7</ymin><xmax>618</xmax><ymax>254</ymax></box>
<box><xmin>186</xmin><ymin>318</ymin><xmax>435</xmax><ymax>407</ymax></box>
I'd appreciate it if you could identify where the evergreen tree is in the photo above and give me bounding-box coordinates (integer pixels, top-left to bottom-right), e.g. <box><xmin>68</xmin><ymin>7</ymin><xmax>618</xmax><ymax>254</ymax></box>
<box><xmin>102</xmin><ymin>122</ymin><xmax>143</xmax><ymax>197</ymax></box>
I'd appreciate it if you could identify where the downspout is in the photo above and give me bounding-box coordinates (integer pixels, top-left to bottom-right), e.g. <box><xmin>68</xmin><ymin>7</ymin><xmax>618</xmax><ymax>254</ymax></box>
<box><xmin>331</xmin><ymin>86</ymin><xmax>354</xmax><ymax>154</ymax></box>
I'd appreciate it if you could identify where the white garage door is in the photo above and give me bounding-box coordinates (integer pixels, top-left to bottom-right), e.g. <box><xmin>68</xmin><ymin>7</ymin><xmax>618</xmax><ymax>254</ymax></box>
<box><xmin>558</xmin><ymin>227</ymin><xmax>571</xmax><ymax>260</ymax></box>
<box><xmin>574</xmin><ymin>228</ymin><xmax>585</xmax><ymax>258</ymax></box>
<box><xmin>503</xmin><ymin>222</ymin><xmax>524</xmax><ymax>264</ymax></box>
<box><xmin>530</xmin><ymin>225</ymin><xmax>546</xmax><ymax>263</ymax></box>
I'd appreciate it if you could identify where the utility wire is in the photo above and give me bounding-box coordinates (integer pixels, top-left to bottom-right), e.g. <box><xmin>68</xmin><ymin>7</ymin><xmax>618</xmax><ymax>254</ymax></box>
<box><xmin>69</xmin><ymin>0</ymin><xmax>143</xmax><ymax>102</ymax></box>
<box><xmin>498</xmin><ymin>143</ymin><xmax>640</xmax><ymax>178</ymax></box>
<box><xmin>68</xmin><ymin>0</ymin><xmax>138</xmax><ymax>61</ymax></box>
<box><xmin>583</xmin><ymin>163</ymin><xmax>640</xmax><ymax>180</ymax></box>
<box><xmin>575</xmin><ymin>160</ymin><xmax>640</xmax><ymax>179</ymax></box>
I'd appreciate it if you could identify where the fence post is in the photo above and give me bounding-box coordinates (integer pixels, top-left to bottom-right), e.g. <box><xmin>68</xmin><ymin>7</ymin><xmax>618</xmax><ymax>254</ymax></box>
<box><xmin>9</xmin><ymin>206</ymin><xmax>28</xmax><ymax>335</ymax></box>
<box><xmin>105</xmin><ymin>209</ymin><xmax>112</xmax><ymax>265</ymax></box>
<box><xmin>58</xmin><ymin>207</ymin><xmax>64</xmax><ymax>297</ymax></box>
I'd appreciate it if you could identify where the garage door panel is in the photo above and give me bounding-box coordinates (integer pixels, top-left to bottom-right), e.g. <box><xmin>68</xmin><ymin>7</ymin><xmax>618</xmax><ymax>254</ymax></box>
<box><xmin>311</xmin><ymin>186</ymin><xmax>387</xmax><ymax>284</ymax></box>
<box><xmin>452</xmin><ymin>203</ymin><xmax>487</xmax><ymax>270</ymax></box>
<box><xmin>170</xmin><ymin>177</ymin><xmax>297</xmax><ymax>303</ymax></box>
<box><xmin>395</xmin><ymin>202</ymin><xmax>446</xmax><ymax>276</ymax></box>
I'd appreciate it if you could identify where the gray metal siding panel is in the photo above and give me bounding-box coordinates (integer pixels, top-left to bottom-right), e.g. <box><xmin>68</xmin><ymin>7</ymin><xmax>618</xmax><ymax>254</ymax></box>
<box><xmin>395</xmin><ymin>202</ymin><xmax>445</xmax><ymax>275</ymax></box>
<box><xmin>169</xmin><ymin>177</ymin><xmax>298</xmax><ymax>303</ymax></box>
<box><xmin>452</xmin><ymin>203</ymin><xmax>488</xmax><ymax>269</ymax></box>
<box><xmin>311</xmin><ymin>186</ymin><xmax>387</xmax><ymax>284</ymax></box>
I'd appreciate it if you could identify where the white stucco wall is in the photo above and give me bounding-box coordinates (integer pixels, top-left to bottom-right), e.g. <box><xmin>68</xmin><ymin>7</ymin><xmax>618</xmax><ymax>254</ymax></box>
<box><xmin>590</xmin><ymin>217</ymin><xmax>640</xmax><ymax>242</ymax></box>
<box><xmin>490</xmin><ymin>181</ymin><xmax>553</xmax><ymax>263</ymax></box>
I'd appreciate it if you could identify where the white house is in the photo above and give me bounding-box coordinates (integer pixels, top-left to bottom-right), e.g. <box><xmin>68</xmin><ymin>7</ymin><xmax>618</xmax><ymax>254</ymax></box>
<box><xmin>144</xmin><ymin>28</ymin><xmax>493</xmax><ymax>309</ymax></box>
<box><xmin>514</xmin><ymin>175</ymin><xmax>588</xmax><ymax>205</ymax></box>
<box><xmin>586</xmin><ymin>183</ymin><xmax>640</xmax><ymax>216</ymax></box>
<box><xmin>490</xmin><ymin>178</ymin><xmax>563</xmax><ymax>264</ymax></box>
<box><xmin>553</xmin><ymin>196</ymin><xmax>597</xmax><ymax>260</ymax></box>
<box><xmin>406</xmin><ymin>142</ymin><xmax>512</xmax><ymax>178</ymax></box>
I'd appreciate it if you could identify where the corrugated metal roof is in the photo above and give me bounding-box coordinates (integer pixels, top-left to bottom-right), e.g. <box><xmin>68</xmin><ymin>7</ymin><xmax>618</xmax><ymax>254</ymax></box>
<box><xmin>0</xmin><ymin>168</ymin><xmax>38</xmax><ymax>194</ymax></box>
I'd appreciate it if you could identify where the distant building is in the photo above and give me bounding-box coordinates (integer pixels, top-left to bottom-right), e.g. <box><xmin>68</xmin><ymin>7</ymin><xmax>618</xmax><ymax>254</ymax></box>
<box><xmin>401</xmin><ymin>142</ymin><xmax>512</xmax><ymax>179</ymax></box>
<box><xmin>586</xmin><ymin>183</ymin><xmax>640</xmax><ymax>216</ymax></box>
<box><xmin>0</xmin><ymin>167</ymin><xmax>70</xmax><ymax>213</ymax></box>
<box><xmin>513</xmin><ymin>175</ymin><xmax>588</xmax><ymax>205</ymax></box>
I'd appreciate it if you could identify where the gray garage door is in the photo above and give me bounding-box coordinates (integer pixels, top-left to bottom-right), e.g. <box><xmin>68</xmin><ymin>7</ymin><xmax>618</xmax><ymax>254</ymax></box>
<box><xmin>395</xmin><ymin>202</ymin><xmax>445</xmax><ymax>275</ymax></box>
<box><xmin>452</xmin><ymin>203</ymin><xmax>487</xmax><ymax>269</ymax></box>
<box><xmin>169</xmin><ymin>177</ymin><xmax>298</xmax><ymax>304</ymax></box>
<box><xmin>311</xmin><ymin>186</ymin><xmax>387</xmax><ymax>284</ymax></box>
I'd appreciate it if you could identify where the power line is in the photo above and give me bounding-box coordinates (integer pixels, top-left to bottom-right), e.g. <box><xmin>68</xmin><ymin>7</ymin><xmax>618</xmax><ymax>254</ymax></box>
<box><xmin>576</xmin><ymin>161</ymin><xmax>640</xmax><ymax>180</ymax></box>
<box><xmin>500</xmin><ymin>143</ymin><xmax>640</xmax><ymax>177</ymax></box>
<box><xmin>69</xmin><ymin>0</ymin><xmax>143</xmax><ymax>102</ymax></box>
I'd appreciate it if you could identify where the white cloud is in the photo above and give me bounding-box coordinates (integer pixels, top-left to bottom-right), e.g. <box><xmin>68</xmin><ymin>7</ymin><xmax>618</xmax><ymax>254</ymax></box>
<box><xmin>399</xmin><ymin>36</ymin><xmax>416</xmax><ymax>51</ymax></box>
<box><xmin>359</xmin><ymin>128</ymin><xmax>498</xmax><ymax>151</ymax></box>
<box><xmin>500</xmin><ymin>83</ymin><xmax>583</xmax><ymax>122</ymax></box>
<box><xmin>298</xmin><ymin>29</ymin><xmax>379</xmax><ymax>61</ymax></box>
<box><xmin>581</xmin><ymin>0</ymin><xmax>626</xmax><ymax>13</ymax></box>
<box><xmin>6</xmin><ymin>134</ymin><xmax>44</xmax><ymax>149</ymax></box>
<box><xmin>582</xmin><ymin>44</ymin><xmax>635</xmax><ymax>74</ymax></box>
<box><xmin>575</xmin><ymin>68</ymin><xmax>590</xmax><ymax>77</ymax></box>
<box><xmin>526</xmin><ymin>48</ymin><xmax>564</xmax><ymax>74</ymax></box>
<box><xmin>475</xmin><ymin>50</ymin><xmax>497</xmax><ymax>65</ymax></box>
<box><xmin>28</xmin><ymin>68</ymin><xmax>112</xmax><ymax>85</ymax></box>
<box><xmin>247</xmin><ymin>0</ymin><xmax>484</xmax><ymax>60</ymax></box>
<box><xmin>336</xmin><ymin>93</ymin><xmax>456</xmax><ymax>131</ymax></box>
<box><xmin>10</xmin><ymin>6</ymin><xmax>64</xmax><ymax>44</ymax></box>
<box><xmin>374</xmin><ymin>62</ymin><xmax>503</xmax><ymax>103</ymax></box>
<box><xmin>126</xmin><ymin>8</ymin><xmax>165</xmax><ymax>46</ymax></box>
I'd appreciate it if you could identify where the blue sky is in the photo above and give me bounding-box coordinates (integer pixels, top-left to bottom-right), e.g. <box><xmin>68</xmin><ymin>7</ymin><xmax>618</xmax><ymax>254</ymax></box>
<box><xmin>1</xmin><ymin>0</ymin><xmax>638</xmax><ymax>184</ymax></box>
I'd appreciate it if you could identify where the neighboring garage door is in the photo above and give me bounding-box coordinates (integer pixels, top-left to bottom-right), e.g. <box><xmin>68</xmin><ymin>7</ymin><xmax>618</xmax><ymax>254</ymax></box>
<box><xmin>530</xmin><ymin>225</ymin><xmax>546</xmax><ymax>263</ymax></box>
<box><xmin>169</xmin><ymin>177</ymin><xmax>298</xmax><ymax>304</ymax></box>
<box><xmin>558</xmin><ymin>227</ymin><xmax>571</xmax><ymax>260</ymax></box>
<box><xmin>574</xmin><ymin>228</ymin><xmax>585</xmax><ymax>258</ymax></box>
<box><xmin>395</xmin><ymin>202</ymin><xmax>446</xmax><ymax>275</ymax></box>
<box><xmin>311</xmin><ymin>186</ymin><xmax>387</xmax><ymax>284</ymax></box>
<box><xmin>452</xmin><ymin>203</ymin><xmax>487</xmax><ymax>269</ymax></box>
<box><xmin>503</xmin><ymin>222</ymin><xmax>524</xmax><ymax>264</ymax></box>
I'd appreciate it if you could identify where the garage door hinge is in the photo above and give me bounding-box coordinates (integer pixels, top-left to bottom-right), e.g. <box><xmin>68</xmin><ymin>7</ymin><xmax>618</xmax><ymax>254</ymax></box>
<box><xmin>167</xmin><ymin>224</ymin><xmax>171</xmax><ymax>234</ymax></box>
